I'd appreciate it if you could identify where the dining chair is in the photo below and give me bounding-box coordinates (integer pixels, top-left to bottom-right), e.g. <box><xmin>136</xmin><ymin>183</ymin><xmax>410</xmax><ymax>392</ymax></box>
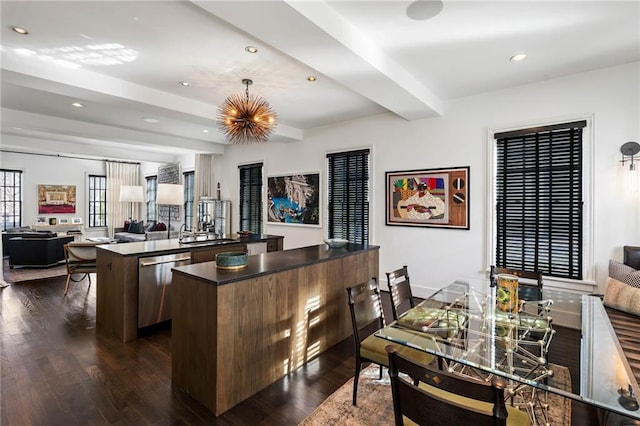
<box><xmin>490</xmin><ymin>265</ymin><xmax>543</xmax><ymax>301</ymax></box>
<box><xmin>385</xmin><ymin>345</ymin><xmax>532</xmax><ymax>426</ymax></box>
<box><xmin>63</xmin><ymin>242</ymin><xmax>98</xmax><ymax>295</ymax></box>
<box><xmin>346</xmin><ymin>278</ymin><xmax>433</xmax><ymax>405</ymax></box>
<box><xmin>385</xmin><ymin>265</ymin><xmax>416</xmax><ymax>321</ymax></box>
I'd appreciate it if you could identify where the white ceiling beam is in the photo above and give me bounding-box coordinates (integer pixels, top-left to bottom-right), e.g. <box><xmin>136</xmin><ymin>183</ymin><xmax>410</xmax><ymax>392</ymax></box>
<box><xmin>1</xmin><ymin>108</ymin><xmax>226</xmax><ymax>155</ymax></box>
<box><xmin>1</xmin><ymin>51</ymin><xmax>303</xmax><ymax>141</ymax></box>
<box><xmin>194</xmin><ymin>0</ymin><xmax>443</xmax><ymax>120</ymax></box>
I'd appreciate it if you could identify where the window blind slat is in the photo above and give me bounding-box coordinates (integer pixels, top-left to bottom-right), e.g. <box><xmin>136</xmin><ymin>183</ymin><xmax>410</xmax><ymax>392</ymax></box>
<box><xmin>239</xmin><ymin>163</ymin><xmax>263</xmax><ymax>234</ymax></box>
<box><xmin>327</xmin><ymin>149</ymin><xmax>370</xmax><ymax>244</ymax></box>
<box><xmin>496</xmin><ymin>124</ymin><xmax>583</xmax><ymax>280</ymax></box>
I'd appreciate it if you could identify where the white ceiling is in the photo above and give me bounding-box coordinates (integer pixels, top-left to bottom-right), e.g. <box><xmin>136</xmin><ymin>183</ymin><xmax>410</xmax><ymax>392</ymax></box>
<box><xmin>1</xmin><ymin>1</ymin><xmax>638</xmax><ymax>162</ymax></box>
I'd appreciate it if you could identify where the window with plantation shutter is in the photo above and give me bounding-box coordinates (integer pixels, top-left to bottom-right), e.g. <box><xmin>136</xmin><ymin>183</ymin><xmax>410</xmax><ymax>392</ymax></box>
<box><xmin>327</xmin><ymin>149</ymin><xmax>370</xmax><ymax>245</ymax></box>
<box><xmin>0</xmin><ymin>169</ymin><xmax>23</xmax><ymax>231</ymax></box>
<box><xmin>495</xmin><ymin>120</ymin><xmax>586</xmax><ymax>280</ymax></box>
<box><xmin>239</xmin><ymin>163</ymin><xmax>263</xmax><ymax>234</ymax></box>
<box><xmin>183</xmin><ymin>171</ymin><xmax>195</xmax><ymax>231</ymax></box>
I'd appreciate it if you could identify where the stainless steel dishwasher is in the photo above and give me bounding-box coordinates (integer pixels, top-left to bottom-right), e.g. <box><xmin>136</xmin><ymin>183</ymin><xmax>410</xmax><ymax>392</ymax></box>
<box><xmin>138</xmin><ymin>252</ymin><xmax>191</xmax><ymax>328</ymax></box>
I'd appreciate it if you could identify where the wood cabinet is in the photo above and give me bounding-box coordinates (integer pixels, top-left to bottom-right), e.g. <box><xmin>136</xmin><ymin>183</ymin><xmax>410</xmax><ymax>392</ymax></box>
<box><xmin>96</xmin><ymin>236</ymin><xmax>282</xmax><ymax>342</ymax></box>
<box><xmin>171</xmin><ymin>244</ymin><xmax>379</xmax><ymax>416</ymax></box>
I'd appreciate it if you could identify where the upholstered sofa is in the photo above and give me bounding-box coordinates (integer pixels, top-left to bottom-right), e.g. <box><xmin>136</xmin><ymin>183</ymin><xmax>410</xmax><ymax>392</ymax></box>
<box><xmin>113</xmin><ymin>222</ymin><xmax>178</xmax><ymax>242</ymax></box>
<box><xmin>2</xmin><ymin>227</ymin><xmax>55</xmax><ymax>258</ymax></box>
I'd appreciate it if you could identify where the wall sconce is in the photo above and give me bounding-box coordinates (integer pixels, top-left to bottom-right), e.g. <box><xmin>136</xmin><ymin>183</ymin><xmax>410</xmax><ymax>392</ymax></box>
<box><xmin>620</xmin><ymin>141</ymin><xmax>640</xmax><ymax>171</ymax></box>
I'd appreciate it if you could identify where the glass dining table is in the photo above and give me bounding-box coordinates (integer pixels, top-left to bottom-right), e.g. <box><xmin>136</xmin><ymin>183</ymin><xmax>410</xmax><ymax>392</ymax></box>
<box><xmin>375</xmin><ymin>278</ymin><xmax>640</xmax><ymax>423</ymax></box>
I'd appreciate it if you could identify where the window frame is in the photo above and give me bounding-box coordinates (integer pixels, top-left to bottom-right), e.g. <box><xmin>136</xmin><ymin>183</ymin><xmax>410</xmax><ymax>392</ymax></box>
<box><xmin>88</xmin><ymin>174</ymin><xmax>107</xmax><ymax>228</ymax></box>
<box><xmin>326</xmin><ymin>148</ymin><xmax>371</xmax><ymax>245</ymax></box>
<box><xmin>146</xmin><ymin>175</ymin><xmax>157</xmax><ymax>223</ymax></box>
<box><xmin>0</xmin><ymin>169</ymin><xmax>23</xmax><ymax>231</ymax></box>
<box><xmin>487</xmin><ymin>116</ymin><xmax>595</xmax><ymax>291</ymax></box>
<box><xmin>238</xmin><ymin>162</ymin><xmax>263</xmax><ymax>234</ymax></box>
<box><xmin>183</xmin><ymin>171</ymin><xmax>195</xmax><ymax>231</ymax></box>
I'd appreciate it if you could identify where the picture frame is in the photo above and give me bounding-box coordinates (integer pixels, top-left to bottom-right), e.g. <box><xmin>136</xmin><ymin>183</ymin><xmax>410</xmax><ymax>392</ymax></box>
<box><xmin>385</xmin><ymin>166</ymin><xmax>469</xmax><ymax>229</ymax></box>
<box><xmin>36</xmin><ymin>216</ymin><xmax>47</xmax><ymax>225</ymax></box>
<box><xmin>38</xmin><ymin>184</ymin><xmax>76</xmax><ymax>214</ymax></box>
<box><xmin>58</xmin><ymin>218</ymin><xmax>70</xmax><ymax>225</ymax></box>
<box><xmin>267</xmin><ymin>172</ymin><xmax>320</xmax><ymax>226</ymax></box>
<box><xmin>71</xmin><ymin>217</ymin><xmax>82</xmax><ymax>225</ymax></box>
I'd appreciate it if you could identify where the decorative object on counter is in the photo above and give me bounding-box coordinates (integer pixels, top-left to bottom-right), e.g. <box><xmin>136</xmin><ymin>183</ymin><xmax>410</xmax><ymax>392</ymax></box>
<box><xmin>324</xmin><ymin>238</ymin><xmax>349</xmax><ymax>249</ymax></box>
<box><xmin>385</xmin><ymin>166</ymin><xmax>469</xmax><ymax>229</ymax></box>
<box><xmin>119</xmin><ymin>185</ymin><xmax>144</xmax><ymax>220</ymax></box>
<box><xmin>237</xmin><ymin>230</ymin><xmax>251</xmax><ymax>237</ymax></box>
<box><xmin>217</xmin><ymin>78</ymin><xmax>277</xmax><ymax>144</ymax></box>
<box><xmin>49</xmin><ymin>217</ymin><xmax>57</xmax><ymax>225</ymax></box>
<box><xmin>215</xmin><ymin>251</ymin><xmax>248</xmax><ymax>270</ymax></box>
<box><xmin>496</xmin><ymin>274</ymin><xmax>519</xmax><ymax>313</ymax></box>
<box><xmin>267</xmin><ymin>173</ymin><xmax>320</xmax><ymax>226</ymax></box>
<box><xmin>157</xmin><ymin>183</ymin><xmax>183</xmax><ymax>239</ymax></box>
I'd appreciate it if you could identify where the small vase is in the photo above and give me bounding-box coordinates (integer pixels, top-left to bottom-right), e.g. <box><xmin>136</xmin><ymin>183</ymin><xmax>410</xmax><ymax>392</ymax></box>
<box><xmin>496</xmin><ymin>274</ymin><xmax>519</xmax><ymax>313</ymax></box>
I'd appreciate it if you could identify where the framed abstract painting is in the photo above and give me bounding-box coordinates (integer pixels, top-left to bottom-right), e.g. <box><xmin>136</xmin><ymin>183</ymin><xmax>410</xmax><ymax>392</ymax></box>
<box><xmin>385</xmin><ymin>166</ymin><xmax>469</xmax><ymax>229</ymax></box>
<box><xmin>267</xmin><ymin>173</ymin><xmax>320</xmax><ymax>226</ymax></box>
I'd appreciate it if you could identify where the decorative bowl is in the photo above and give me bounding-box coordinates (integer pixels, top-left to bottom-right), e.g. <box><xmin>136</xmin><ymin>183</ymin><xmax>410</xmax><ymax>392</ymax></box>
<box><xmin>216</xmin><ymin>251</ymin><xmax>248</xmax><ymax>270</ymax></box>
<box><xmin>323</xmin><ymin>238</ymin><xmax>349</xmax><ymax>249</ymax></box>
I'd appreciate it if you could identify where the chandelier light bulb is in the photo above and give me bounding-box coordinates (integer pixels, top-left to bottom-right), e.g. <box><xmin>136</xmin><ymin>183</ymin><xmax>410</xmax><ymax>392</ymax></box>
<box><xmin>217</xmin><ymin>78</ymin><xmax>277</xmax><ymax>143</ymax></box>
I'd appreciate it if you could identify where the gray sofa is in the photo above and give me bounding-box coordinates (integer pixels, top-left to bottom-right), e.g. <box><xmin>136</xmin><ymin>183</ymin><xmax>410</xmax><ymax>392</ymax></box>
<box><xmin>114</xmin><ymin>226</ymin><xmax>178</xmax><ymax>242</ymax></box>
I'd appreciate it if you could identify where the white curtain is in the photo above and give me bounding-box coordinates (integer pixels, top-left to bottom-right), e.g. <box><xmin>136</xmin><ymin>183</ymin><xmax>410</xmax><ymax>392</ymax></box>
<box><xmin>106</xmin><ymin>161</ymin><xmax>141</xmax><ymax>237</ymax></box>
<box><xmin>193</xmin><ymin>154</ymin><xmax>215</xmax><ymax>229</ymax></box>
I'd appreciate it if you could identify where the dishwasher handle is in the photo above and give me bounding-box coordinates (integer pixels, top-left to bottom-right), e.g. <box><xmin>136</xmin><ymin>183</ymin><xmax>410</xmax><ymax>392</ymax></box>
<box><xmin>139</xmin><ymin>255</ymin><xmax>191</xmax><ymax>268</ymax></box>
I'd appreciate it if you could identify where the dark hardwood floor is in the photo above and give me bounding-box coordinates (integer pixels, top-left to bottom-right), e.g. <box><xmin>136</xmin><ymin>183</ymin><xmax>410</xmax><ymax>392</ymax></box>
<box><xmin>1</xmin><ymin>272</ymin><xmax>599</xmax><ymax>425</ymax></box>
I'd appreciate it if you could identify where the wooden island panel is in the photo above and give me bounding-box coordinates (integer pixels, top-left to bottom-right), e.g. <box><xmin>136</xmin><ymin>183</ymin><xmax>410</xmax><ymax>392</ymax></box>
<box><xmin>171</xmin><ymin>245</ymin><xmax>379</xmax><ymax>416</ymax></box>
<box><xmin>96</xmin><ymin>236</ymin><xmax>281</xmax><ymax>342</ymax></box>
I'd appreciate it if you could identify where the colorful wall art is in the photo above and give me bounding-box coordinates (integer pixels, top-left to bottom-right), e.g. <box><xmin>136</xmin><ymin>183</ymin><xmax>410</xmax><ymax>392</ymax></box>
<box><xmin>267</xmin><ymin>173</ymin><xmax>320</xmax><ymax>226</ymax></box>
<box><xmin>385</xmin><ymin>166</ymin><xmax>469</xmax><ymax>229</ymax></box>
<box><xmin>38</xmin><ymin>184</ymin><xmax>76</xmax><ymax>214</ymax></box>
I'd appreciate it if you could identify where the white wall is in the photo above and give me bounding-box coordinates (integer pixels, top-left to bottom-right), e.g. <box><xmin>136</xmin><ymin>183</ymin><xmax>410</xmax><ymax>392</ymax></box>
<box><xmin>2</xmin><ymin>63</ymin><xmax>637</xmax><ymax>294</ymax></box>
<box><xmin>0</xmin><ymin>151</ymin><xmax>107</xmax><ymax>237</ymax></box>
<box><xmin>216</xmin><ymin>62</ymin><xmax>640</xmax><ymax>295</ymax></box>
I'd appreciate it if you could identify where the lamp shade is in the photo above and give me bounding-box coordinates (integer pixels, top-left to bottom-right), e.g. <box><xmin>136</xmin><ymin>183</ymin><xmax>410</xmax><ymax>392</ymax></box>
<box><xmin>157</xmin><ymin>183</ymin><xmax>184</xmax><ymax>205</ymax></box>
<box><xmin>119</xmin><ymin>185</ymin><xmax>144</xmax><ymax>203</ymax></box>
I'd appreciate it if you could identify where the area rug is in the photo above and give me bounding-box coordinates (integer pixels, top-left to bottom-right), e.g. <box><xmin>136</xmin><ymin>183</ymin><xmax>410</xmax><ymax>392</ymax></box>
<box><xmin>299</xmin><ymin>364</ymin><xmax>571</xmax><ymax>426</ymax></box>
<box><xmin>2</xmin><ymin>259</ymin><xmax>67</xmax><ymax>283</ymax></box>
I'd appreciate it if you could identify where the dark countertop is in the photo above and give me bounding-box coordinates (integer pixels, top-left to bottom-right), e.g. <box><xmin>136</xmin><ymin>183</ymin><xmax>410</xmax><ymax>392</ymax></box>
<box><xmin>96</xmin><ymin>234</ymin><xmax>283</xmax><ymax>257</ymax></box>
<box><xmin>172</xmin><ymin>243</ymin><xmax>379</xmax><ymax>286</ymax></box>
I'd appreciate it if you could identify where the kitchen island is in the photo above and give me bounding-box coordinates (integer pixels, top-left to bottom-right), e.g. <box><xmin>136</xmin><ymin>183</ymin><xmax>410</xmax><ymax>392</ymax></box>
<box><xmin>95</xmin><ymin>234</ymin><xmax>283</xmax><ymax>342</ymax></box>
<box><xmin>171</xmin><ymin>243</ymin><xmax>379</xmax><ymax>416</ymax></box>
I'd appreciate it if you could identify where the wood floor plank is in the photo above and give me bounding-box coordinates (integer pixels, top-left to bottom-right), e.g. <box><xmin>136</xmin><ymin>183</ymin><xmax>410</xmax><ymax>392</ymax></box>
<box><xmin>0</xmin><ymin>273</ymin><xmax>600</xmax><ymax>425</ymax></box>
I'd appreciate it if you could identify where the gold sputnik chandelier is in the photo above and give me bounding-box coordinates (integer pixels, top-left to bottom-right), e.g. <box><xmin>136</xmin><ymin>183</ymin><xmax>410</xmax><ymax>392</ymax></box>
<box><xmin>217</xmin><ymin>78</ymin><xmax>277</xmax><ymax>143</ymax></box>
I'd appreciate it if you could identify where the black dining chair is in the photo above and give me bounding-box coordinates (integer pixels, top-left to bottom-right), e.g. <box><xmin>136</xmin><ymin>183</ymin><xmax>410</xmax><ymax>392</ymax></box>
<box><xmin>386</xmin><ymin>345</ymin><xmax>532</xmax><ymax>426</ymax></box>
<box><xmin>385</xmin><ymin>265</ymin><xmax>417</xmax><ymax>321</ymax></box>
<box><xmin>346</xmin><ymin>278</ymin><xmax>433</xmax><ymax>405</ymax></box>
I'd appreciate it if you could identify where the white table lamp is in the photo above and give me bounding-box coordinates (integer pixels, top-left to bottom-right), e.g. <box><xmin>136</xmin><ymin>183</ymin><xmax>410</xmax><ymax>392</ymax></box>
<box><xmin>157</xmin><ymin>183</ymin><xmax>184</xmax><ymax>238</ymax></box>
<box><xmin>119</xmin><ymin>185</ymin><xmax>144</xmax><ymax>221</ymax></box>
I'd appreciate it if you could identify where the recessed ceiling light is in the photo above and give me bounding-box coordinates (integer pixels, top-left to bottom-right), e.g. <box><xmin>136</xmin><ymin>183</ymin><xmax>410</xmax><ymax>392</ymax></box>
<box><xmin>510</xmin><ymin>53</ymin><xmax>528</xmax><ymax>62</ymax></box>
<box><xmin>245</xmin><ymin>46</ymin><xmax>258</xmax><ymax>54</ymax></box>
<box><xmin>179</xmin><ymin>81</ymin><xmax>191</xmax><ymax>87</ymax></box>
<box><xmin>142</xmin><ymin>117</ymin><xmax>159</xmax><ymax>123</ymax></box>
<box><xmin>406</xmin><ymin>1</ymin><xmax>443</xmax><ymax>21</ymax></box>
<box><xmin>307</xmin><ymin>76</ymin><xmax>317</xmax><ymax>82</ymax></box>
<box><xmin>202</xmin><ymin>129</ymin><xmax>209</xmax><ymax>133</ymax></box>
<box><xmin>11</xmin><ymin>26</ymin><xmax>28</xmax><ymax>35</ymax></box>
<box><xmin>71</xmin><ymin>102</ymin><xmax>84</xmax><ymax>108</ymax></box>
